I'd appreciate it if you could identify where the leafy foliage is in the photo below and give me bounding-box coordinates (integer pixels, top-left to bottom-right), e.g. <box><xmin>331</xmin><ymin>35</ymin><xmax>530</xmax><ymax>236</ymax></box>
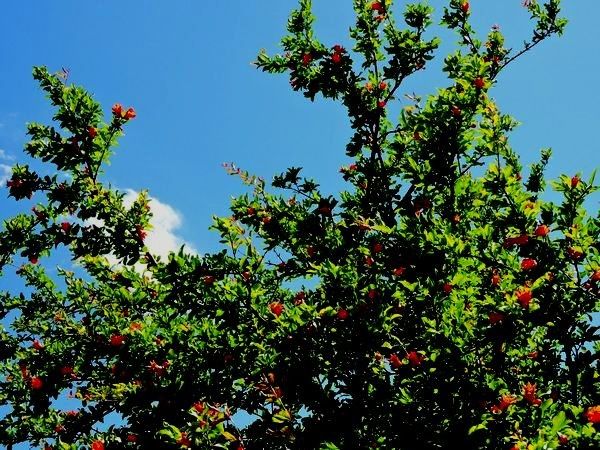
<box><xmin>1</xmin><ymin>1</ymin><xmax>599</xmax><ymax>449</ymax></box>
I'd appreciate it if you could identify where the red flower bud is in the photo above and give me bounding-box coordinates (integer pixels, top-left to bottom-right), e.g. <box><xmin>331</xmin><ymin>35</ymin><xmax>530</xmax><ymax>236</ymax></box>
<box><xmin>377</xmin><ymin>100</ymin><xmax>387</xmax><ymax>108</ymax></box>
<box><xmin>110</xmin><ymin>334</ymin><xmax>125</xmax><ymax>347</ymax></box>
<box><xmin>91</xmin><ymin>440</ymin><xmax>105</xmax><ymax>450</ymax></box>
<box><xmin>491</xmin><ymin>272</ymin><xmax>501</xmax><ymax>286</ymax></box>
<box><xmin>370</xmin><ymin>1</ymin><xmax>384</xmax><ymax>13</ymax></box>
<box><xmin>393</xmin><ymin>266</ymin><xmax>406</xmax><ymax>277</ymax></box>
<box><xmin>337</xmin><ymin>308</ymin><xmax>349</xmax><ymax>320</ymax></box>
<box><xmin>30</xmin><ymin>376</ymin><xmax>43</xmax><ymax>390</ymax></box>
<box><xmin>503</xmin><ymin>235</ymin><xmax>529</xmax><ymax>248</ymax></box>
<box><xmin>534</xmin><ymin>224</ymin><xmax>550</xmax><ymax>237</ymax></box>
<box><xmin>32</xmin><ymin>339</ymin><xmax>44</xmax><ymax>351</ymax></box>
<box><xmin>591</xmin><ymin>270</ymin><xmax>600</xmax><ymax>282</ymax></box>
<box><xmin>88</xmin><ymin>127</ymin><xmax>98</xmax><ymax>138</ymax></box>
<box><xmin>372</xmin><ymin>242</ymin><xmax>383</xmax><ymax>253</ymax></box>
<box><xmin>60</xmin><ymin>366</ymin><xmax>74</xmax><ymax>376</ymax></box>
<box><xmin>443</xmin><ymin>283</ymin><xmax>453</xmax><ymax>294</ymax></box>
<box><xmin>331</xmin><ymin>53</ymin><xmax>342</xmax><ymax>64</ymax></box>
<box><xmin>193</xmin><ymin>401</ymin><xmax>205</xmax><ymax>413</ymax></box>
<box><xmin>473</xmin><ymin>77</ymin><xmax>485</xmax><ymax>89</ymax></box>
<box><xmin>451</xmin><ymin>106</ymin><xmax>461</xmax><ymax>117</ymax></box>
<box><xmin>461</xmin><ymin>2</ymin><xmax>470</xmax><ymax>13</ymax></box>
<box><xmin>302</xmin><ymin>53</ymin><xmax>312</xmax><ymax>66</ymax></box>
<box><xmin>135</xmin><ymin>225</ymin><xmax>147</xmax><ymax>241</ymax></box>
<box><xmin>567</xmin><ymin>247</ymin><xmax>584</xmax><ymax>261</ymax></box>
<box><xmin>488</xmin><ymin>311</ymin><xmax>505</xmax><ymax>325</ymax></box>
<box><xmin>571</xmin><ymin>175</ymin><xmax>580</xmax><ymax>188</ymax></box>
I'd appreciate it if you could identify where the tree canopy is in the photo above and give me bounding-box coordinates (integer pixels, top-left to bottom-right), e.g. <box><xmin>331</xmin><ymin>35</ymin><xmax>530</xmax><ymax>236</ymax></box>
<box><xmin>1</xmin><ymin>1</ymin><xmax>599</xmax><ymax>449</ymax></box>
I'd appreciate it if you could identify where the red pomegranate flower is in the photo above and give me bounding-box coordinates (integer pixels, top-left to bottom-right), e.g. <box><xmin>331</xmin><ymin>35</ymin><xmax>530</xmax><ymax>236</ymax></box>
<box><xmin>461</xmin><ymin>2</ymin><xmax>470</xmax><ymax>13</ymax></box>
<box><xmin>91</xmin><ymin>441</ymin><xmax>105</xmax><ymax>450</ymax></box>
<box><xmin>406</xmin><ymin>351</ymin><xmax>425</xmax><ymax>366</ymax></box>
<box><xmin>473</xmin><ymin>77</ymin><xmax>485</xmax><ymax>89</ymax></box>
<box><xmin>124</xmin><ymin>107</ymin><xmax>136</xmax><ymax>120</ymax></box>
<box><xmin>269</xmin><ymin>302</ymin><xmax>284</xmax><ymax>317</ymax></box>
<box><xmin>522</xmin><ymin>382</ymin><xmax>542</xmax><ymax>406</ymax></box>
<box><xmin>521</xmin><ymin>258</ymin><xmax>538</xmax><ymax>271</ymax></box>
<box><xmin>302</xmin><ymin>53</ymin><xmax>312</xmax><ymax>66</ymax></box>
<box><xmin>388</xmin><ymin>353</ymin><xmax>403</xmax><ymax>369</ymax></box>
<box><xmin>490</xmin><ymin>393</ymin><xmax>517</xmax><ymax>413</ymax></box>
<box><xmin>584</xmin><ymin>405</ymin><xmax>600</xmax><ymax>423</ymax></box>
<box><xmin>516</xmin><ymin>287</ymin><xmax>532</xmax><ymax>308</ymax></box>
<box><xmin>176</xmin><ymin>432</ymin><xmax>192</xmax><ymax>448</ymax></box>
<box><xmin>32</xmin><ymin>339</ymin><xmax>44</xmax><ymax>351</ymax></box>
<box><xmin>112</xmin><ymin>103</ymin><xmax>123</xmax><ymax>117</ymax></box>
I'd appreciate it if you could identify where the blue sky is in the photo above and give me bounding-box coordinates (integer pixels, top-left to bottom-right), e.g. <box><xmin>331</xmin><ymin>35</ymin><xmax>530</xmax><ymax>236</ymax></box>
<box><xmin>1</xmin><ymin>1</ymin><xmax>599</xmax><ymax>258</ymax></box>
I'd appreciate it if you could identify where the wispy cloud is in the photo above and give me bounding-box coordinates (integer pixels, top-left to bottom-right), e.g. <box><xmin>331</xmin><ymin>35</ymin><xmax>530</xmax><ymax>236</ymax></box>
<box><xmin>0</xmin><ymin>149</ymin><xmax>14</xmax><ymax>161</ymax></box>
<box><xmin>122</xmin><ymin>189</ymin><xmax>198</xmax><ymax>260</ymax></box>
<box><xmin>0</xmin><ymin>164</ymin><xmax>11</xmax><ymax>187</ymax></box>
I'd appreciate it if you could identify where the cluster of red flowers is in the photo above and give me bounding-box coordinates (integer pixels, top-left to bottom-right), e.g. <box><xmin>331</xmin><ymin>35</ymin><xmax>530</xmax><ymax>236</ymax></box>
<box><xmin>331</xmin><ymin>44</ymin><xmax>346</xmax><ymax>64</ymax></box>
<box><xmin>112</xmin><ymin>103</ymin><xmax>136</xmax><ymax>120</ymax></box>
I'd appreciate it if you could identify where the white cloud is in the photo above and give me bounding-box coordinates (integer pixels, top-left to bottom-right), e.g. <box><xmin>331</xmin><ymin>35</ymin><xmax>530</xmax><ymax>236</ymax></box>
<box><xmin>0</xmin><ymin>164</ymin><xmax>11</xmax><ymax>187</ymax></box>
<box><xmin>122</xmin><ymin>189</ymin><xmax>198</xmax><ymax>260</ymax></box>
<box><xmin>0</xmin><ymin>149</ymin><xmax>14</xmax><ymax>161</ymax></box>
